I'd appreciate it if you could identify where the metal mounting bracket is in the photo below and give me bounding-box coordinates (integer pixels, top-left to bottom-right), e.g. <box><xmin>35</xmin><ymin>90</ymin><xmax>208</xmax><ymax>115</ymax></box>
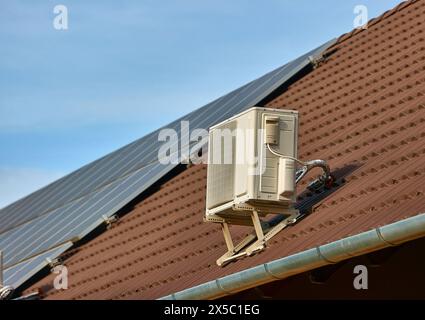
<box><xmin>216</xmin><ymin>210</ymin><xmax>300</xmax><ymax>267</ymax></box>
<box><xmin>102</xmin><ymin>214</ymin><xmax>119</xmax><ymax>229</ymax></box>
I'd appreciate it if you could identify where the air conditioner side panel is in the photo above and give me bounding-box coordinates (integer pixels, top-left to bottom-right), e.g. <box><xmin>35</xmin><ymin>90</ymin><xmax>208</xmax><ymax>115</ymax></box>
<box><xmin>257</xmin><ymin>110</ymin><xmax>298</xmax><ymax>203</ymax></box>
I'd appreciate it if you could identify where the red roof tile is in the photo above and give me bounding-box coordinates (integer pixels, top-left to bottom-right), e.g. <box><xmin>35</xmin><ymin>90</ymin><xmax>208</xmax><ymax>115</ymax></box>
<box><xmin>24</xmin><ymin>0</ymin><xmax>425</xmax><ymax>299</ymax></box>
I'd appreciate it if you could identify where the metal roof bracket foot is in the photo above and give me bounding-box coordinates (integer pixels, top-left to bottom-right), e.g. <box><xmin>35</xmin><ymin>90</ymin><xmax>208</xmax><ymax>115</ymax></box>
<box><xmin>216</xmin><ymin>210</ymin><xmax>299</xmax><ymax>267</ymax></box>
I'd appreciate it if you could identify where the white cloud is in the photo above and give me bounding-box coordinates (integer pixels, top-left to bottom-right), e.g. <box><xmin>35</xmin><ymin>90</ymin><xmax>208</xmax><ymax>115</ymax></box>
<box><xmin>0</xmin><ymin>167</ymin><xmax>63</xmax><ymax>209</ymax></box>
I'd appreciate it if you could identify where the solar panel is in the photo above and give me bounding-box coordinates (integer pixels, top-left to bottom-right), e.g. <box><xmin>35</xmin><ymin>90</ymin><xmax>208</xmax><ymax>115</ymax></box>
<box><xmin>0</xmin><ymin>161</ymin><xmax>174</xmax><ymax>268</ymax></box>
<box><xmin>0</xmin><ymin>39</ymin><xmax>336</xmax><ymax>289</ymax></box>
<box><xmin>3</xmin><ymin>242</ymin><xmax>72</xmax><ymax>288</ymax></box>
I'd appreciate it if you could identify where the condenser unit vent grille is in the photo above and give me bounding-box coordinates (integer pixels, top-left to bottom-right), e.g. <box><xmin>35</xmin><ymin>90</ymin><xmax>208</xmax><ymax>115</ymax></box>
<box><xmin>207</xmin><ymin>122</ymin><xmax>236</xmax><ymax>210</ymax></box>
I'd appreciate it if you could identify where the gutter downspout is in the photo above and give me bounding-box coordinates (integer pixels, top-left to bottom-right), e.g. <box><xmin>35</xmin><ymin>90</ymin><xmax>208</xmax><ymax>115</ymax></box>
<box><xmin>160</xmin><ymin>212</ymin><xmax>425</xmax><ymax>300</ymax></box>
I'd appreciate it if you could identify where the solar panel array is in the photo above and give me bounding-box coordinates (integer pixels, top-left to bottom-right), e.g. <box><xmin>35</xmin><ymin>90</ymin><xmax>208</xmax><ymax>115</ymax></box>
<box><xmin>0</xmin><ymin>39</ymin><xmax>336</xmax><ymax>289</ymax></box>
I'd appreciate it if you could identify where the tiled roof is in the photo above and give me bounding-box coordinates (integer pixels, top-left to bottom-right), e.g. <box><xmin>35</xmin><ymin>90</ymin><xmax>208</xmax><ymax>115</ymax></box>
<box><xmin>25</xmin><ymin>0</ymin><xmax>425</xmax><ymax>299</ymax></box>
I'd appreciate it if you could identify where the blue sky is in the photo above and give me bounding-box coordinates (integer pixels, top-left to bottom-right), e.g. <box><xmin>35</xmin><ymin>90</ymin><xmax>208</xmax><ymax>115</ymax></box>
<box><xmin>0</xmin><ymin>0</ymin><xmax>403</xmax><ymax>208</ymax></box>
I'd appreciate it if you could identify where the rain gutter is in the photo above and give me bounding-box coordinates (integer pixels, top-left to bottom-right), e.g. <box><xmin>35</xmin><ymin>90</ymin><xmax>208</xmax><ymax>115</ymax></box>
<box><xmin>159</xmin><ymin>212</ymin><xmax>425</xmax><ymax>300</ymax></box>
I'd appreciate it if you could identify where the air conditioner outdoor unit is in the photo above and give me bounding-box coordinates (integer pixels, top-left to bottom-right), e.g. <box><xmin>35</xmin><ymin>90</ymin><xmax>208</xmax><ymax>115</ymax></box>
<box><xmin>205</xmin><ymin>107</ymin><xmax>333</xmax><ymax>266</ymax></box>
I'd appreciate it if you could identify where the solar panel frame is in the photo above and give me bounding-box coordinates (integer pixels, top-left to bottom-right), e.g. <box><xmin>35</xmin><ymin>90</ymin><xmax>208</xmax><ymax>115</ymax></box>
<box><xmin>3</xmin><ymin>242</ymin><xmax>72</xmax><ymax>288</ymax></box>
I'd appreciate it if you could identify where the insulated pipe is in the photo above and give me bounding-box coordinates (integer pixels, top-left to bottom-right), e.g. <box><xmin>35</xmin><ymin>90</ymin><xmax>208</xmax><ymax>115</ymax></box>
<box><xmin>159</xmin><ymin>212</ymin><xmax>425</xmax><ymax>300</ymax></box>
<box><xmin>295</xmin><ymin>160</ymin><xmax>331</xmax><ymax>185</ymax></box>
<box><xmin>304</xmin><ymin>160</ymin><xmax>331</xmax><ymax>179</ymax></box>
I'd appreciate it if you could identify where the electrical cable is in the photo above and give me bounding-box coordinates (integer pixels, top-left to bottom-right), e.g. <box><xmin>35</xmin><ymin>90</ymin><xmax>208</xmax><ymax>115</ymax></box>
<box><xmin>266</xmin><ymin>143</ymin><xmax>306</xmax><ymax>166</ymax></box>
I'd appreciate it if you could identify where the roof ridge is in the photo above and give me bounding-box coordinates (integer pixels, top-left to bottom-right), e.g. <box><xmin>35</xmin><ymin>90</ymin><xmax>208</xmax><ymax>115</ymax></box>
<box><xmin>332</xmin><ymin>0</ymin><xmax>419</xmax><ymax>48</ymax></box>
